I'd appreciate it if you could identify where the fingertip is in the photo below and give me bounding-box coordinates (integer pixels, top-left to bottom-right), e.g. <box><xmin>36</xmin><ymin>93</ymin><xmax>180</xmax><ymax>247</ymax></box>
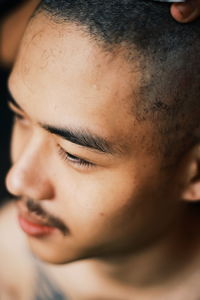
<box><xmin>170</xmin><ymin>4</ymin><xmax>184</xmax><ymax>22</ymax></box>
<box><xmin>171</xmin><ymin>2</ymin><xmax>199</xmax><ymax>23</ymax></box>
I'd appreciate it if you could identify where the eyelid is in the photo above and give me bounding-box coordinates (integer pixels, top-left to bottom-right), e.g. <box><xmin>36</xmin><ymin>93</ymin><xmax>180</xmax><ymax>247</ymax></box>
<box><xmin>57</xmin><ymin>144</ymin><xmax>95</xmax><ymax>169</ymax></box>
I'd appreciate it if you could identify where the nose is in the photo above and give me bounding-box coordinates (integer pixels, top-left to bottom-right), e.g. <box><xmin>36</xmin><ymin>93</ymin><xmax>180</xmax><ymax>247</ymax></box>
<box><xmin>6</xmin><ymin>132</ymin><xmax>54</xmax><ymax>201</ymax></box>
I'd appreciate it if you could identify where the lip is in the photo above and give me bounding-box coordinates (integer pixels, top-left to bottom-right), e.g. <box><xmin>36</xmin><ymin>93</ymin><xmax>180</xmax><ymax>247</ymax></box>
<box><xmin>16</xmin><ymin>201</ymin><xmax>56</xmax><ymax>237</ymax></box>
<box><xmin>18</xmin><ymin>214</ymin><xmax>56</xmax><ymax>237</ymax></box>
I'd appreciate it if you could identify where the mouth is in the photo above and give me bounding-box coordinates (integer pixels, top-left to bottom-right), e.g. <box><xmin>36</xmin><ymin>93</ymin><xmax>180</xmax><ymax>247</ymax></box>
<box><xmin>18</xmin><ymin>215</ymin><xmax>56</xmax><ymax>237</ymax></box>
<box><xmin>16</xmin><ymin>200</ymin><xmax>59</xmax><ymax>237</ymax></box>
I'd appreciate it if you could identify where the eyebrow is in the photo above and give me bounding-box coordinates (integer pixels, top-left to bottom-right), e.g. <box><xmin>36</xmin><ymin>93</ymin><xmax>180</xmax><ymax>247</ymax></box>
<box><xmin>41</xmin><ymin>124</ymin><xmax>114</xmax><ymax>154</ymax></box>
<box><xmin>8</xmin><ymin>95</ymin><xmax>115</xmax><ymax>154</ymax></box>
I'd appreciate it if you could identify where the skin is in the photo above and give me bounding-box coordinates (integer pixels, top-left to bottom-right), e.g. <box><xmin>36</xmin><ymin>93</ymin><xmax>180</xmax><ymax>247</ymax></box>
<box><xmin>4</xmin><ymin>12</ymin><xmax>200</xmax><ymax>300</ymax></box>
<box><xmin>6</xmin><ymin>12</ymin><xmax>183</xmax><ymax>262</ymax></box>
<box><xmin>171</xmin><ymin>0</ymin><xmax>200</xmax><ymax>23</ymax></box>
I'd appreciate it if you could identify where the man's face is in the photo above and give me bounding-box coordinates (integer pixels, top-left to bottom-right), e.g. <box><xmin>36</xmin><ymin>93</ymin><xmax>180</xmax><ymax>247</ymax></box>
<box><xmin>6</xmin><ymin>14</ymin><xmax>180</xmax><ymax>263</ymax></box>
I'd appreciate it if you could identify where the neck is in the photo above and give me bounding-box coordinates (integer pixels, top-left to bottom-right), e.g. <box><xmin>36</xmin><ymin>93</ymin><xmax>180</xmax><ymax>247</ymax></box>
<box><xmin>69</xmin><ymin>207</ymin><xmax>198</xmax><ymax>300</ymax></box>
<box><xmin>90</xmin><ymin>206</ymin><xmax>199</xmax><ymax>288</ymax></box>
<box><xmin>47</xmin><ymin>205</ymin><xmax>200</xmax><ymax>300</ymax></box>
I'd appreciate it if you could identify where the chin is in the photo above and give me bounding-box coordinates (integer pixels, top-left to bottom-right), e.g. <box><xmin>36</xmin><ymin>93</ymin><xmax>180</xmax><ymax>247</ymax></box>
<box><xmin>33</xmin><ymin>252</ymin><xmax>78</xmax><ymax>265</ymax></box>
<box><xmin>27</xmin><ymin>236</ymin><xmax>92</xmax><ymax>265</ymax></box>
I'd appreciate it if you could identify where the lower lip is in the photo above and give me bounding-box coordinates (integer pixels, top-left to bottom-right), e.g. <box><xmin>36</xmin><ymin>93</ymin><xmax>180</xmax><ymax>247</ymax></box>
<box><xmin>18</xmin><ymin>215</ymin><xmax>56</xmax><ymax>237</ymax></box>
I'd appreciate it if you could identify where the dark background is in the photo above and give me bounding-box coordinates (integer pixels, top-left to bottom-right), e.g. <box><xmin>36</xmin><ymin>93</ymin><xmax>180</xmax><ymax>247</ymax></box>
<box><xmin>0</xmin><ymin>1</ymin><xmax>26</xmax><ymax>202</ymax></box>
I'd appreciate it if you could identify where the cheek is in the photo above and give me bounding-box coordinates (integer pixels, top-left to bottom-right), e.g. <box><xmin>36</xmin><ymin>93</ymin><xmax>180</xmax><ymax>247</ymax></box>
<box><xmin>55</xmin><ymin>166</ymin><xmax>142</xmax><ymax>235</ymax></box>
<box><xmin>53</xmin><ymin>158</ymin><xmax>174</xmax><ymax>245</ymax></box>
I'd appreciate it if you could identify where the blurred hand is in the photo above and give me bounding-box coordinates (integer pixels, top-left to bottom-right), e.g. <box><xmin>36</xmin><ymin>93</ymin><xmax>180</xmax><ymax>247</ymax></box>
<box><xmin>171</xmin><ymin>0</ymin><xmax>200</xmax><ymax>22</ymax></box>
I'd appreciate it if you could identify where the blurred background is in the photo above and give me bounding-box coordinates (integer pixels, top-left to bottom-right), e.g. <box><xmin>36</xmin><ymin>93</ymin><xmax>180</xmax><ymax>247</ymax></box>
<box><xmin>0</xmin><ymin>0</ymin><xmax>40</xmax><ymax>204</ymax></box>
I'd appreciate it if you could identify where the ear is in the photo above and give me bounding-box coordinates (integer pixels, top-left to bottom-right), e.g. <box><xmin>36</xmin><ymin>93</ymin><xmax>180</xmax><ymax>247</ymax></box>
<box><xmin>179</xmin><ymin>144</ymin><xmax>200</xmax><ymax>202</ymax></box>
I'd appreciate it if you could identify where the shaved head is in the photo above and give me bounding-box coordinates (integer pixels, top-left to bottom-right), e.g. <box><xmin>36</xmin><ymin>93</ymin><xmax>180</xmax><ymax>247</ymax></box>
<box><xmin>34</xmin><ymin>0</ymin><xmax>200</xmax><ymax>164</ymax></box>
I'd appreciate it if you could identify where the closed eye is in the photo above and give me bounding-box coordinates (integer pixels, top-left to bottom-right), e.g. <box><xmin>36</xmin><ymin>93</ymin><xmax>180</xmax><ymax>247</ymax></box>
<box><xmin>57</xmin><ymin>144</ymin><xmax>95</xmax><ymax>170</ymax></box>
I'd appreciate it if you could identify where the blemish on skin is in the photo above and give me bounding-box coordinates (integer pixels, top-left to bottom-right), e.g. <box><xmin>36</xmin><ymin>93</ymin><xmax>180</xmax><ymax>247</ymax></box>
<box><xmin>100</xmin><ymin>212</ymin><xmax>105</xmax><ymax>217</ymax></box>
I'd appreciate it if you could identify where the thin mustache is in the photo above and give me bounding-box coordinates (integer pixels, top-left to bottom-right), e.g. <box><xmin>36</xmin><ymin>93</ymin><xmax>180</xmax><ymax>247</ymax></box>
<box><xmin>24</xmin><ymin>198</ymin><xmax>68</xmax><ymax>236</ymax></box>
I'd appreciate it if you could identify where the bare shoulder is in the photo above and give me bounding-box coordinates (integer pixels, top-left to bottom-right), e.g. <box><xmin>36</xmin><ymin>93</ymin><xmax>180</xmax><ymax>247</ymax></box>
<box><xmin>0</xmin><ymin>201</ymin><xmax>36</xmax><ymax>300</ymax></box>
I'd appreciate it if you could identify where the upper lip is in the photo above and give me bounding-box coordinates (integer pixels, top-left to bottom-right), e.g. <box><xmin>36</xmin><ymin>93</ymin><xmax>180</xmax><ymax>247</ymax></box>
<box><xmin>16</xmin><ymin>200</ymin><xmax>54</xmax><ymax>227</ymax></box>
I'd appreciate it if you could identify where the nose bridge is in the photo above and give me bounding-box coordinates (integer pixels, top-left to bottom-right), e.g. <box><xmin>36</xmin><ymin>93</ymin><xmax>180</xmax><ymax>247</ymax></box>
<box><xmin>16</xmin><ymin>129</ymin><xmax>47</xmax><ymax>172</ymax></box>
<box><xmin>6</xmin><ymin>129</ymin><xmax>54</xmax><ymax>199</ymax></box>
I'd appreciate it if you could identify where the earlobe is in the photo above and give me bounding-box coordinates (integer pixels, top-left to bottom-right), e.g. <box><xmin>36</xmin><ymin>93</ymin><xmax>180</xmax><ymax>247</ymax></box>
<box><xmin>180</xmin><ymin>146</ymin><xmax>200</xmax><ymax>202</ymax></box>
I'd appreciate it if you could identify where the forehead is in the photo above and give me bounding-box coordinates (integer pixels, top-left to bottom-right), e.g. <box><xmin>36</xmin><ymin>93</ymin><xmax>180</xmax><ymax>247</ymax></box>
<box><xmin>9</xmin><ymin>13</ymin><xmax>144</xmax><ymax>149</ymax></box>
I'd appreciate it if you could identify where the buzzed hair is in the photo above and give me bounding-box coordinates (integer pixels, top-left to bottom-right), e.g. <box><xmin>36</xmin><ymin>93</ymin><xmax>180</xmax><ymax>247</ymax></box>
<box><xmin>36</xmin><ymin>0</ymin><xmax>200</xmax><ymax>164</ymax></box>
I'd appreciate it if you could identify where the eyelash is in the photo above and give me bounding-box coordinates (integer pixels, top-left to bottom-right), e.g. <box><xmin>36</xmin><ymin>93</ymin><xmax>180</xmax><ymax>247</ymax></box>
<box><xmin>57</xmin><ymin>145</ymin><xmax>95</xmax><ymax>169</ymax></box>
<box><xmin>13</xmin><ymin>111</ymin><xmax>24</xmax><ymax>120</ymax></box>
<box><xmin>11</xmin><ymin>109</ymin><xmax>27</xmax><ymax>124</ymax></box>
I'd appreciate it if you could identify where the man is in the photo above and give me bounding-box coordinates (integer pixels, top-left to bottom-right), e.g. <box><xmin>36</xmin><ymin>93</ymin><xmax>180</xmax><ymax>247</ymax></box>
<box><xmin>1</xmin><ymin>0</ymin><xmax>200</xmax><ymax>299</ymax></box>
